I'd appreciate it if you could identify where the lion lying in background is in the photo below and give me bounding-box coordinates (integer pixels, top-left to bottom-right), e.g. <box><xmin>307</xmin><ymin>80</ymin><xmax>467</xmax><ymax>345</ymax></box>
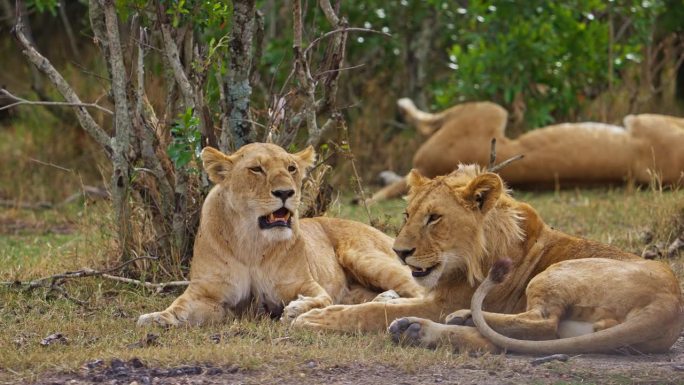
<box><xmin>295</xmin><ymin>165</ymin><xmax>683</xmax><ymax>354</ymax></box>
<box><xmin>138</xmin><ymin>143</ymin><xmax>423</xmax><ymax>327</ymax></box>
<box><xmin>369</xmin><ymin>99</ymin><xmax>684</xmax><ymax>203</ymax></box>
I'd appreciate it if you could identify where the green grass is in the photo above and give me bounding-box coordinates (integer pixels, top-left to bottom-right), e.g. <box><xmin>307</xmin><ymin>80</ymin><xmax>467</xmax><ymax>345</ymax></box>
<box><xmin>1</xmin><ymin>187</ymin><xmax>683</xmax><ymax>382</ymax></box>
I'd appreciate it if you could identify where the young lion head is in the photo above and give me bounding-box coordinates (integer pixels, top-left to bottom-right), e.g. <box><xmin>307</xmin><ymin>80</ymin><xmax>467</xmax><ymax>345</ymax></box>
<box><xmin>393</xmin><ymin>165</ymin><xmax>524</xmax><ymax>289</ymax></box>
<box><xmin>201</xmin><ymin>143</ymin><xmax>315</xmax><ymax>243</ymax></box>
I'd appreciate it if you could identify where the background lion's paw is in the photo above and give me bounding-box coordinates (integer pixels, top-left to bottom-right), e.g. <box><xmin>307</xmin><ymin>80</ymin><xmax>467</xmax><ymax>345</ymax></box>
<box><xmin>372</xmin><ymin>290</ymin><xmax>400</xmax><ymax>302</ymax></box>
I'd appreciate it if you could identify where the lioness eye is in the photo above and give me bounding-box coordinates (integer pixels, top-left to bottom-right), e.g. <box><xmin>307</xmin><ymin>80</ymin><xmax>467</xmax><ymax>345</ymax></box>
<box><xmin>249</xmin><ymin>166</ymin><xmax>264</xmax><ymax>174</ymax></box>
<box><xmin>403</xmin><ymin>212</ymin><xmax>409</xmax><ymax>221</ymax></box>
<box><xmin>288</xmin><ymin>165</ymin><xmax>297</xmax><ymax>173</ymax></box>
<box><xmin>427</xmin><ymin>213</ymin><xmax>442</xmax><ymax>225</ymax></box>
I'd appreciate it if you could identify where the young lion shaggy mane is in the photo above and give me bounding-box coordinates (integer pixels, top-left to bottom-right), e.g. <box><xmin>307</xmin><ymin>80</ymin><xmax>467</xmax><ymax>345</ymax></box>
<box><xmin>137</xmin><ymin>143</ymin><xmax>423</xmax><ymax>327</ymax></box>
<box><xmin>295</xmin><ymin>165</ymin><xmax>684</xmax><ymax>354</ymax></box>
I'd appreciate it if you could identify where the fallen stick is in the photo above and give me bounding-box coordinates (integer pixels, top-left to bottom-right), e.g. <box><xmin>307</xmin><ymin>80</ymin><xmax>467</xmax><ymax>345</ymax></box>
<box><xmin>1</xmin><ymin>255</ymin><xmax>189</xmax><ymax>304</ymax></box>
<box><xmin>530</xmin><ymin>354</ymin><xmax>570</xmax><ymax>366</ymax></box>
<box><xmin>101</xmin><ymin>273</ymin><xmax>189</xmax><ymax>292</ymax></box>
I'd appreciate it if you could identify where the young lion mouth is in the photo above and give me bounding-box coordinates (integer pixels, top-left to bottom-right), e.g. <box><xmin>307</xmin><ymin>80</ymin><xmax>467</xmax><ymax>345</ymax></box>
<box><xmin>258</xmin><ymin>207</ymin><xmax>293</xmax><ymax>229</ymax></box>
<box><xmin>408</xmin><ymin>263</ymin><xmax>438</xmax><ymax>278</ymax></box>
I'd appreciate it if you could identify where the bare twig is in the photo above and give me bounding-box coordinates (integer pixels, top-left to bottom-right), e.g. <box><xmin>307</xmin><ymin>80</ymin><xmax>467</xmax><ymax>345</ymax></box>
<box><xmin>292</xmin><ymin>0</ymin><xmax>318</xmax><ymax>144</ymax></box>
<box><xmin>487</xmin><ymin>138</ymin><xmax>497</xmax><ymax>170</ymax></box>
<box><xmin>28</xmin><ymin>157</ymin><xmax>73</xmax><ymax>173</ymax></box>
<box><xmin>156</xmin><ymin>5</ymin><xmax>195</xmax><ymax>109</ymax></box>
<box><xmin>1</xmin><ymin>255</ymin><xmax>159</xmax><ymax>289</ymax></box>
<box><xmin>11</xmin><ymin>2</ymin><xmax>112</xmax><ymax>154</ymax></box>
<box><xmin>318</xmin><ymin>0</ymin><xmax>339</xmax><ymax>25</ymax></box>
<box><xmin>48</xmin><ymin>284</ymin><xmax>89</xmax><ymax>306</ymax></box>
<box><xmin>486</xmin><ymin>137</ymin><xmax>525</xmax><ymax>173</ymax></box>
<box><xmin>0</xmin><ymin>88</ymin><xmax>113</xmax><ymax>115</ymax></box>
<box><xmin>58</xmin><ymin>0</ymin><xmax>80</xmax><ymax>58</ymax></box>
<box><xmin>489</xmin><ymin>155</ymin><xmax>525</xmax><ymax>173</ymax></box>
<box><xmin>314</xmin><ymin>63</ymin><xmax>365</xmax><ymax>77</ymax></box>
<box><xmin>530</xmin><ymin>354</ymin><xmax>569</xmax><ymax>366</ymax></box>
<box><xmin>303</xmin><ymin>27</ymin><xmax>389</xmax><ymax>57</ymax></box>
<box><xmin>100</xmin><ymin>274</ymin><xmax>189</xmax><ymax>291</ymax></box>
<box><xmin>2</xmin><ymin>255</ymin><xmax>189</xmax><ymax>303</ymax></box>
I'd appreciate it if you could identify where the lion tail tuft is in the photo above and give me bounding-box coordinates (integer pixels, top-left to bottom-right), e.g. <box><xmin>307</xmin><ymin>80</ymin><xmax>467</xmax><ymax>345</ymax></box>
<box><xmin>489</xmin><ymin>258</ymin><xmax>512</xmax><ymax>283</ymax></box>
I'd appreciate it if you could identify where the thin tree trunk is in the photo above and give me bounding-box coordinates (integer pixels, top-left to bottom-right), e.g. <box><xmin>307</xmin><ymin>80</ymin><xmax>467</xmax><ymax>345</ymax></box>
<box><xmin>221</xmin><ymin>0</ymin><xmax>256</xmax><ymax>151</ymax></box>
<box><xmin>102</xmin><ymin>0</ymin><xmax>133</xmax><ymax>258</ymax></box>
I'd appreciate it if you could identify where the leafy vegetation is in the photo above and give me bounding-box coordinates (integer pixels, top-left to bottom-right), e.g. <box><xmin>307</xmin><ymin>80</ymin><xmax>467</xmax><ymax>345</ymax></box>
<box><xmin>434</xmin><ymin>0</ymin><xmax>669</xmax><ymax>128</ymax></box>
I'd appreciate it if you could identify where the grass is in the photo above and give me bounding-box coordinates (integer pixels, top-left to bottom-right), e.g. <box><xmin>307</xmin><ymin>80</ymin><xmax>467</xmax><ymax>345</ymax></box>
<box><xmin>1</xmin><ymin>186</ymin><xmax>683</xmax><ymax>383</ymax></box>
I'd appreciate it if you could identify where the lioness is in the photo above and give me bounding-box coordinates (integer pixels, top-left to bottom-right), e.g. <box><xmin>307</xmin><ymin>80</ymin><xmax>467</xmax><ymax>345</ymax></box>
<box><xmin>369</xmin><ymin>99</ymin><xmax>684</xmax><ymax>203</ymax></box>
<box><xmin>295</xmin><ymin>165</ymin><xmax>684</xmax><ymax>353</ymax></box>
<box><xmin>137</xmin><ymin>143</ymin><xmax>423</xmax><ymax>326</ymax></box>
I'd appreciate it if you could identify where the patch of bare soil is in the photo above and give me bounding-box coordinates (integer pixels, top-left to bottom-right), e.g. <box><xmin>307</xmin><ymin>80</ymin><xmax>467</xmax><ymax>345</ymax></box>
<box><xmin>22</xmin><ymin>336</ymin><xmax>684</xmax><ymax>385</ymax></box>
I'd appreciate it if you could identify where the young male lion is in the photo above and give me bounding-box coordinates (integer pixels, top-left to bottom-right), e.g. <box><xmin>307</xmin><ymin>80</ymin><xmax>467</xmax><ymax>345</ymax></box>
<box><xmin>137</xmin><ymin>143</ymin><xmax>423</xmax><ymax>327</ymax></box>
<box><xmin>295</xmin><ymin>165</ymin><xmax>683</xmax><ymax>353</ymax></box>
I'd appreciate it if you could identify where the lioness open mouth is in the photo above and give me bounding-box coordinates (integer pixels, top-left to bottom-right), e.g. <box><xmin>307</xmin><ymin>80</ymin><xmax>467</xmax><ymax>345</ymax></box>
<box><xmin>408</xmin><ymin>264</ymin><xmax>438</xmax><ymax>278</ymax></box>
<box><xmin>258</xmin><ymin>207</ymin><xmax>293</xmax><ymax>229</ymax></box>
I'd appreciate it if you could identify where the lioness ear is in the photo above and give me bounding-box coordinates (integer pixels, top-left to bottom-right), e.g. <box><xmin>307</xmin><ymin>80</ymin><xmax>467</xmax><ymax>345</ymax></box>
<box><xmin>201</xmin><ymin>146</ymin><xmax>234</xmax><ymax>184</ymax></box>
<box><xmin>407</xmin><ymin>169</ymin><xmax>430</xmax><ymax>189</ymax></box>
<box><xmin>462</xmin><ymin>173</ymin><xmax>503</xmax><ymax>213</ymax></box>
<box><xmin>293</xmin><ymin>145</ymin><xmax>316</xmax><ymax>170</ymax></box>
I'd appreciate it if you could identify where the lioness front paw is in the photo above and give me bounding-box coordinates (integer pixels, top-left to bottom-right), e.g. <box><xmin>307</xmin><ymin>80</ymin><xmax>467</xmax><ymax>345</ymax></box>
<box><xmin>445</xmin><ymin>309</ymin><xmax>474</xmax><ymax>326</ymax></box>
<box><xmin>292</xmin><ymin>305</ymin><xmax>354</xmax><ymax>330</ymax></box>
<box><xmin>388</xmin><ymin>317</ymin><xmax>443</xmax><ymax>348</ymax></box>
<box><xmin>136</xmin><ymin>311</ymin><xmax>180</xmax><ymax>327</ymax></box>
<box><xmin>281</xmin><ymin>296</ymin><xmax>316</xmax><ymax>324</ymax></box>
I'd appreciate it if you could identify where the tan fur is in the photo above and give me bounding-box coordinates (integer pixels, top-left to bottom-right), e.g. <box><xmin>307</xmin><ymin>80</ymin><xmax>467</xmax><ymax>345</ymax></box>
<box><xmin>294</xmin><ymin>166</ymin><xmax>684</xmax><ymax>355</ymax></box>
<box><xmin>137</xmin><ymin>143</ymin><xmax>423</xmax><ymax>327</ymax></box>
<box><xmin>369</xmin><ymin>99</ymin><xmax>684</xmax><ymax>202</ymax></box>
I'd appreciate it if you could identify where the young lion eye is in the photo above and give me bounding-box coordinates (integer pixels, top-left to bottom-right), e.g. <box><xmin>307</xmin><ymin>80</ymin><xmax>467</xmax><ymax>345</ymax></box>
<box><xmin>426</xmin><ymin>213</ymin><xmax>442</xmax><ymax>225</ymax></box>
<box><xmin>288</xmin><ymin>165</ymin><xmax>297</xmax><ymax>174</ymax></box>
<box><xmin>249</xmin><ymin>166</ymin><xmax>264</xmax><ymax>174</ymax></box>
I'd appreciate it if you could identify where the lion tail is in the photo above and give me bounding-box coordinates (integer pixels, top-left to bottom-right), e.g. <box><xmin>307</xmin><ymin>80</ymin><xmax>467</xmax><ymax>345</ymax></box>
<box><xmin>397</xmin><ymin>98</ymin><xmax>444</xmax><ymax>136</ymax></box>
<box><xmin>471</xmin><ymin>258</ymin><xmax>679</xmax><ymax>354</ymax></box>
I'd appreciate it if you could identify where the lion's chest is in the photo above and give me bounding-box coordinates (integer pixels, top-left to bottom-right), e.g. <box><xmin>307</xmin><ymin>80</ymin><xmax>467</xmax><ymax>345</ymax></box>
<box><xmin>242</xmin><ymin>266</ymin><xmax>285</xmax><ymax>316</ymax></box>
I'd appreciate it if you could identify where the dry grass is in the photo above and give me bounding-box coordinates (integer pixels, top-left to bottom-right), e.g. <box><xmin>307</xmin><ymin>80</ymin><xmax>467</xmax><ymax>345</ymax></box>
<box><xmin>1</xmin><ymin>185</ymin><xmax>683</xmax><ymax>383</ymax></box>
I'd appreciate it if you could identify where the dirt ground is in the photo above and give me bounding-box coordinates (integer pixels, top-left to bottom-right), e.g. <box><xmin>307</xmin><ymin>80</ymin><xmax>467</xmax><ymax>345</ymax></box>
<box><xmin>22</xmin><ymin>336</ymin><xmax>684</xmax><ymax>385</ymax></box>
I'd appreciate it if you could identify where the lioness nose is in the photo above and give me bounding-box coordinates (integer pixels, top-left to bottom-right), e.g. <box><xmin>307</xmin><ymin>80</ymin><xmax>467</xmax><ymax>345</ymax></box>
<box><xmin>272</xmin><ymin>189</ymin><xmax>295</xmax><ymax>202</ymax></box>
<box><xmin>393</xmin><ymin>248</ymin><xmax>416</xmax><ymax>263</ymax></box>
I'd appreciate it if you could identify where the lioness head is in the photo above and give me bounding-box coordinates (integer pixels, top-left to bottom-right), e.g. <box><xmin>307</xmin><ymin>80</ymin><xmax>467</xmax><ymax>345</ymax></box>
<box><xmin>201</xmin><ymin>143</ymin><xmax>315</xmax><ymax>241</ymax></box>
<box><xmin>393</xmin><ymin>165</ymin><xmax>523</xmax><ymax>288</ymax></box>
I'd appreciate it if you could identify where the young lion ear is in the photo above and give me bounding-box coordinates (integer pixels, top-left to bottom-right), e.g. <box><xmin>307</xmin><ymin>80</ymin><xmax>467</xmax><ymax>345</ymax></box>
<box><xmin>201</xmin><ymin>147</ymin><xmax>234</xmax><ymax>184</ymax></box>
<box><xmin>293</xmin><ymin>145</ymin><xmax>316</xmax><ymax>170</ymax></box>
<box><xmin>407</xmin><ymin>169</ymin><xmax>430</xmax><ymax>189</ymax></box>
<box><xmin>462</xmin><ymin>173</ymin><xmax>503</xmax><ymax>213</ymax></box>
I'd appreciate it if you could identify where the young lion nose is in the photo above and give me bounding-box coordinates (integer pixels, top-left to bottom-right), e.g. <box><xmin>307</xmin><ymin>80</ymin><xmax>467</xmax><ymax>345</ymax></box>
<box><xmin>272</xmin><ymin>189</ymin><xmax>295</xmax><ymax>203</ymax></box>
<box><xmin>393</xmin><ymin>248</ymin><xmax>416</xmax><ymax>263</ymax></box>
